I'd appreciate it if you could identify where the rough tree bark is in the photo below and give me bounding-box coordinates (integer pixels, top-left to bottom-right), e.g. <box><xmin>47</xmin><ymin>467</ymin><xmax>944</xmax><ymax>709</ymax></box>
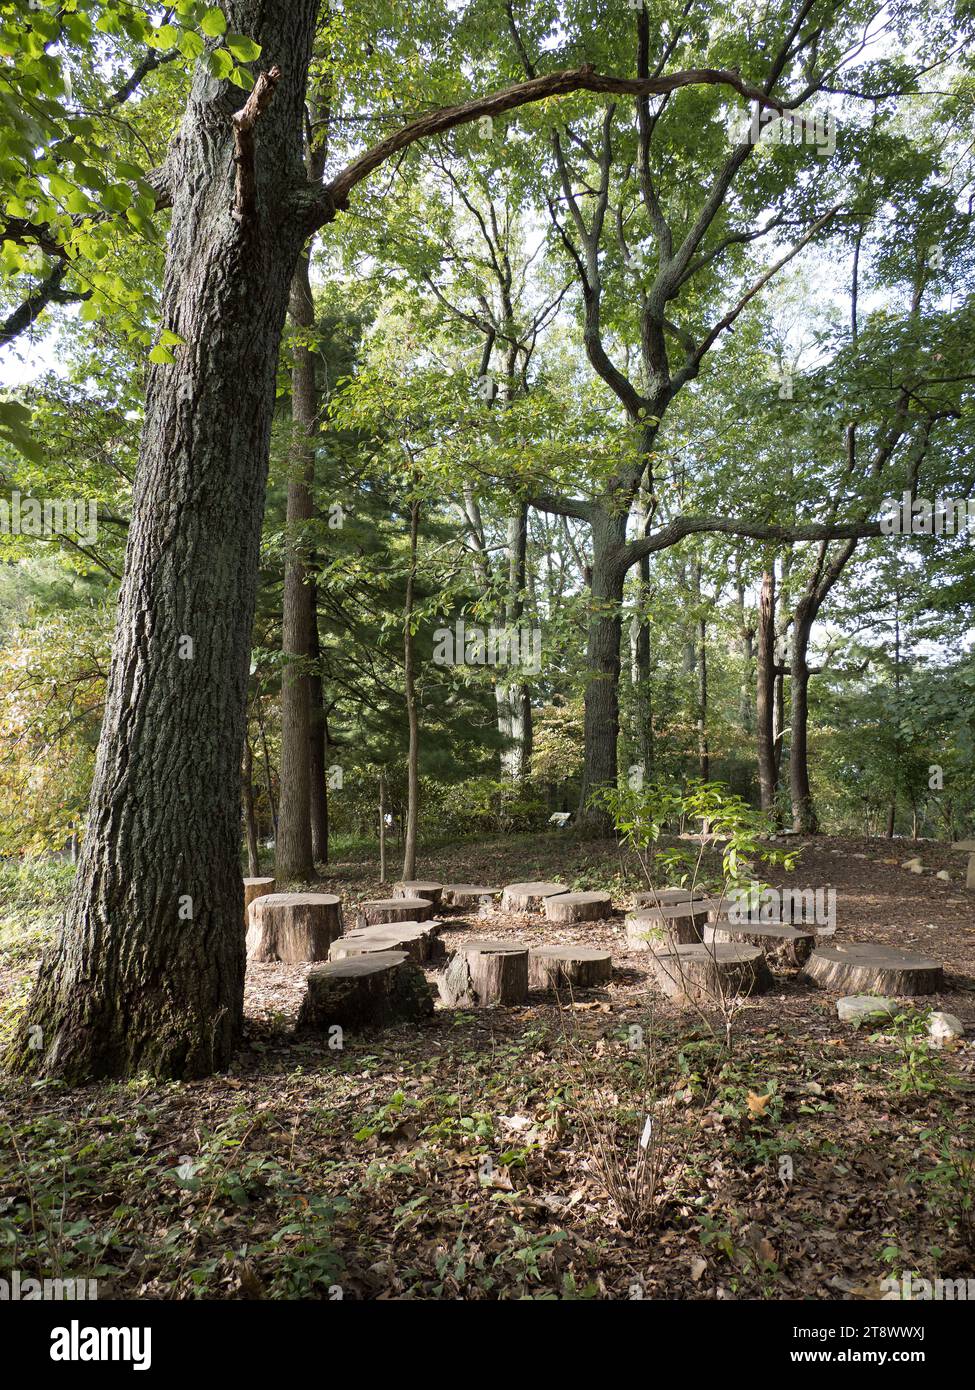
<box><xmin>756</xmin><ymin>567</ymin><xmax>781</xmax><ymax>818</ymax></box>
<box><xmin>11</xmin><ymin>4</ymin><xmax>322</xmax><ymax>1079</ymax></box>
<box><xmin>402</xmin><ymin>496</ymin><xmax>420</xmax><ymax>881</ymax></box>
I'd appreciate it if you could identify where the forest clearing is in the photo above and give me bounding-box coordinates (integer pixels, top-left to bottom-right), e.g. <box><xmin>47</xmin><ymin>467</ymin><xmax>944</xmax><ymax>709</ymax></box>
<box><xmin>0</xmin><ymin>0</ymin><xmax>973</xmax><ymax>1352</ymax></box>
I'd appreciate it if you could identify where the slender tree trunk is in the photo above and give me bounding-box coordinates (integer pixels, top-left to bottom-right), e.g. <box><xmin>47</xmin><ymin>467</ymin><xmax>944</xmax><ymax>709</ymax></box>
<box><xmin>378</xmin><ymin>768</ymin><xmax>387</xmax><ymax>883</ymax></box>
<box><xmin>242</xmin><ymin>737</ymin><xmax>260</xmax><ymax>877</ymax></box>
<box><xmin>697</xmin><ymin>611</ymin><xmax>710</xmax><ymax>782</ymax></box>
<box><xmin>578</xmin><ymin>507</ymin><xmax>626</xmax><ymax>835</ymax></box>
<box><xmin>736</xmin><ymin>582</ymin><xmax>755</xmax><ymax>734</ymax></box>
<box><xmin>498</xmin><ymin>500</ymin><xmax>533</xmax><ymax>779</ymax></box>
<box><xmin>275</xmin><ymin>247</ymin><xmax>317</xmax><ymax>882</ymax></box>
<box><xmin>629</xmin><ymin>503</ymin><xmax>653</xmax><ymax>781</ymax></box>
<box><xmin>756</xmin><ymin>568</ymin><xmax>780</xmax><ymax>817</ymax></box>
<box><xmin>402</xmin><ymin>497</ymin><xmax>420</xmax><ymax>879</ymax></box>
<box><xmin>789</xmin><ymin>601</ymin><xmax>818</xmax><ymax>832</ymax></box>
<box><xmin>308</xmin><ymin>584</ymin><xmax>329</xmax><ymax>864</ymax></box>
<box><xmin>11</xmin><ymin>2</ymin><xmax>321</xmax><ymax>1081</ymax></box>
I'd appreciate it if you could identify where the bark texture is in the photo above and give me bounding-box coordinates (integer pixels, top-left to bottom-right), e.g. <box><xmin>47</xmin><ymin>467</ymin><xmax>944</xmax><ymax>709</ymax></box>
<box><xmin>12</xmin><ymin>1</ymin><xmax>321</xmax><ymax>1081</ymax></box>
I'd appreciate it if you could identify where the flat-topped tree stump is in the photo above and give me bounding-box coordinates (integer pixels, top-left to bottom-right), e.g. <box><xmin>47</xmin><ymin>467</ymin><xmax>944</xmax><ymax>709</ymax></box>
<box><xmin>440</xmin><ymin>884</ymin><xmax>500</xmax><ymax>911</ymax></box>
<box><xmin>648</xmin><ymin>943</ymin><xmax>772</xmax><ymax>1006</ymax></box>
<box><xmin>625</xmin><ymin>900</ymin><xmax>710</xmax><ymax>951</ymax></box>
<box><xmin>298</xmin><ymin>952</ymin><xmax>434</xmax><ymax>1031</ymax></box>
<box><xmin>393</xmin><ymin>880</ymin><xmax>443</xmax><ymax>906</ymax></box>
<box><xmin>706</xmin><ymin>921</ymin><xmax>814</xmax><ymax>968</ymax></box>
<box><xmin>501</xmin><ymin>881</ymin><xmax>567</xmax><ymax>912</ymax></box>
<box><xmin>529</xmin><ymin>946</ymin><xmax>612</xmax><ymax>990</ymax></box>
<box><xmin>439</xmin><ymin>939</ymin><xmax>529</xmax><ymax>1006</ymax></box>
<box><xmin>329</xmin><ymin>920</ymin><xmax>442</xmax><ymax>965</ymax></box>
<box><xmin>544</xmin><ymin>890</ymin><xmax>614</xmax><ymax>923</ymax></box>
<box><xmin>355</xmin><ymin>896</ymin><xmax>433</xmax><ymax>928</ymax></box>
<box><xmin>246</xmin><ymin>892</ymin><xmax>343</xmax><ymax>963</ymax></box>
<box><xmin>801</xmin><ymin>943</ymin><xmax>944</xmax><ymax>996</ymax></box>
<box><xmin>633</xmin><ymin>887</ymin><xmax>706</xmax><ymax>910</ymax></box>
<box><xmin>243</xmin><ymin>877</ymin><xmax>275</xmax><ymax>925</ymax></box>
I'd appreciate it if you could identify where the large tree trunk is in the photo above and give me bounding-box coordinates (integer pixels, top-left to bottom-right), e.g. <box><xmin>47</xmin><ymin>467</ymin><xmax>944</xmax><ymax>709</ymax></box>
<box><xmin>274</xmin><ymin>247</ymin><xmax>317</xmax><ymax>883</ymax></box>
<box><xmin>629</xmin><ymin>505</ymin><xmax>654</xmax><ymax>781</ymax></box>
<box><xmin>697</xmin><ymin>609</ymin><xmax>710</xmax><ymax>782</ymax></box>
<box><xmin>578</xmin><ymin>508</ymin><xmax>626</xmax><ymax>835</ymax></box>
<box><xmin>12</xmin><ymin>2</ymin><xmax>321</xmax><ymax>1081</ymax></box>
<box><xmin>756</xmin><ymin>567</ymin><xmax>780</xmax><ymax>818</ymax></box>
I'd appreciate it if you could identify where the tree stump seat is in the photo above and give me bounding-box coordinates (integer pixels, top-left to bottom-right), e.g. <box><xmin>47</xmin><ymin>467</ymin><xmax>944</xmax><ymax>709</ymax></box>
<box><xmin>439</xmin><ymin>939</ymin><xmax>529</xmax><ymax>1006</ymax></box>
<box><xmin>801</xmin><ymin>943</ymin><xmax>944</xmax><ymax>995</ymax></box>
<box><xmin>243</xmin><ymin>876</ymin><xmax>275</xmax><ymax>926</ymax></box>
<box><xmin>625</xmin><ymin>899</ymin><xmax>710</xmax><ymax>950</ymax></box>
<box><xmin>393</xmin><ymin>880</ymin><xmax>443</xmax><ymax>906</ymax></box>
<box><xmin>543</xmin><ymin>890</ymin><xmax>614</xmax><ymax>923</ymax></box>
<box><xmin>501</xmin><ymin>881</ymin><xmax>567</xmax><ymax>912</ymax></box>
<box><xmin>528</xmin><ymin>946</ymin><xmax>612</xmax><ymax>990</ymax></box>
<box><xmin>647</xmin><ymin>942</ymin><xmax>772</xmax><ymax>1005</ymax></box>
<box><xmin>355</xmin><ymin>896</ymin><xmax>433</xmax><ymax>928</ymax></box>
<box><xmin>632</xmin><ymin>886</ymin><xmax>706</xmax><ymax>909</ymax></box>
<box><xmin>329</xmin><ymin>920</ymin><xmax>442</xmax><ymax>964</ymax></box>
<box><xmin>706</xmin><ymin>920</ymin><xmax>815</xmax><ymax>967</ymax></box>
<box><xmin>246</xmin><ymin>892</ymin><xmax>343</xmax><ymax>963</ymax></box>
<box><xmin>297</xmin><ymin>952</ymin><xmax>434</xmax><ymax>1031</ymax></box>
<box><xmin>440</xmin><ymin>884</ymin><xmax>500</xmax><ymax>910</ymax></box>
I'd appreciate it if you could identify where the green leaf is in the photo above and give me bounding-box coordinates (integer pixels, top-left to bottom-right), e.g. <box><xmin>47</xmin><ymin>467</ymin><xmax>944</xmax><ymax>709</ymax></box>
<box><xmin>225</xmin><ymin>33</ymin><xmax>262</xmax><ymax>62</ymax></box>
<box><xmin>149</xmin><ymin>345</ymin><xmax>176</xmax><ymax>365</ymax></box>
<box><xmin>201</xmin><ymin>8</ymin><xmax>227</xmax><ymax>37</ymax></box>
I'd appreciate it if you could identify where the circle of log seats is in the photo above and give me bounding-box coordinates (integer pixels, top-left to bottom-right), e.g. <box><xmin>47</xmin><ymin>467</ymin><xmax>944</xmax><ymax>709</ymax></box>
<box><xmin>297</xmin><ymin>952</ymin><xmax>434</xmax><ymax>1031</ymax></box>
<box><xmin>243</xmin><ymin>877</ymin><xmax>275</xmax><ymax>925</ymax></box>
<box><xmin>543</xmin><ymin>890</ymin><xmax>614</xmax><ymax>923</ymax></box>
<box><xmin>439</xmin><ymin>938</ymin><xmax>529</xmax><ymax>1006</ymax></box>
<box><xmin>528</xmin><ymin>946</ymin><xmax>612</xmax><ymax>990</ymax></box>
<box><xmin>633</xmin><ymin>886</ymin><xmax>705</xmax><ymax>909</ymax></box>
<box><xmin>393</xmin><ymin>880</ymin><xmax>443</xmax><ymax>906</ymax></box>
<box><xmin>706</xmin><ymin>921</ymin><xmax>814</xmax><ymax>967</ymax></box>
<box><xmin>501</xmin><ymin>881</ymin><xmax>567</xmax><ymax>912</ymax></box>
<box><xmin>625</xmin><ymin>900</ymin><xmax>710</xmax><ymax>950</ymax></box>
<box><xmin>329</xmin><ymin>920</ymin><xmax>441</xmax><ymax>964</ymax></box>
<box><xmin>246</xmin><ymin>892</ymin><xmax>343</xmax><ymax>963</ymax></box>
<box><xmin>440</xmin><ymin>884</ymin><xmax>500</xmax><ymax>909</ymax></box>
<box><xmin>356</xmin><ymin>896</ymin><xmax>433</xmax><ymax>928</ymax></box>
<box><xmin>647</xmin><ymin>942</ymin><xmax>772</xmax><ymax>1006</ymax></box>
<box><xmin>801</xmin><ymin>943</ymin><xmax>944</xmax><ymax>996</ymax></box>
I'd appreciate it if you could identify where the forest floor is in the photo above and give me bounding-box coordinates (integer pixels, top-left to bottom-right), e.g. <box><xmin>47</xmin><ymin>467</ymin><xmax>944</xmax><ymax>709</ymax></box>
<box><xmin>1</xmin><ymin>832</ymin><xmax>973</xmax><ymax>1301</ymax></box>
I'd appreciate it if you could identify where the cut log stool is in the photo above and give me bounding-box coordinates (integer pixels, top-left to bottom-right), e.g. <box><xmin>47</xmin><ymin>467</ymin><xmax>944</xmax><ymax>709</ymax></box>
<box><xmin>801</xmin><ymin>943</ymin><xmax>944</xmax><ymax>995</ymax></box>
<box><xmin>648</xmin><ymin>942</ymin><xmax>772</xmax><ymax>1006</ymax></box>
<box><xmin>356</xmin><ymin>896</ymin><xmax>433</xmax><ymax>928</ymax></box>
<box><xmin>393</xmin><ymin>880</ymin><xmax>443</xmax><ymax>906</ymax></box>
<box><xmin>633</xmin><ymin>886</ymin><xmax>706</xmax><ymax>909</ymax></box>
<box><xmin>544</xmin><ymin>890</ymin><xmax>614</xmax><ymax>923</ymax></box>
<box><xmin>529</xmin><ymin>946</ymin><xmax>612</xmax><ymax>990</ymax></box>
<box><xmin>625</xmin><ymin>900</ymin><xmax>710</xmax><ymax>950</ymax></box>
<box><xmin>243</xmin><ymin>876</ymin><xmax>275</xmax><ymax>926</ymax></box>
<box><xmin>440</xmin><ymin>884</ymin><xmax>500</xmax><ymax>911</ymax></box>
<box><xmin>706</xmin><ymin>921</ymin><xmax>814</xmax><ymax>967</ymax></box>
<box><xmin>439</xmin><ymin>939</ymin><xmax>529</xmax><ymax>1006</ymax></box>
<box><xmin>329</xmin><ymin>920</ymin><xmax>442</xmax><ymax>964</ymax></box>
<box><xmin>246</xmin><ymin>892</ymin><xmax>343</xmax><ymax>962</ymax></box>
<box><xmin>501</xmin><ymin>881</ymin><xmax>567</xmax><ymax>912</ymax></box>
<box><xmin>298</xmin><ymin>952</ymin><xmax>434</xmax><ymax>1031</ymax></box>
<box><xmin>954</xmin><ymin>838</ymin><xmax>975</xmax><ymax>890</ymax></box>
